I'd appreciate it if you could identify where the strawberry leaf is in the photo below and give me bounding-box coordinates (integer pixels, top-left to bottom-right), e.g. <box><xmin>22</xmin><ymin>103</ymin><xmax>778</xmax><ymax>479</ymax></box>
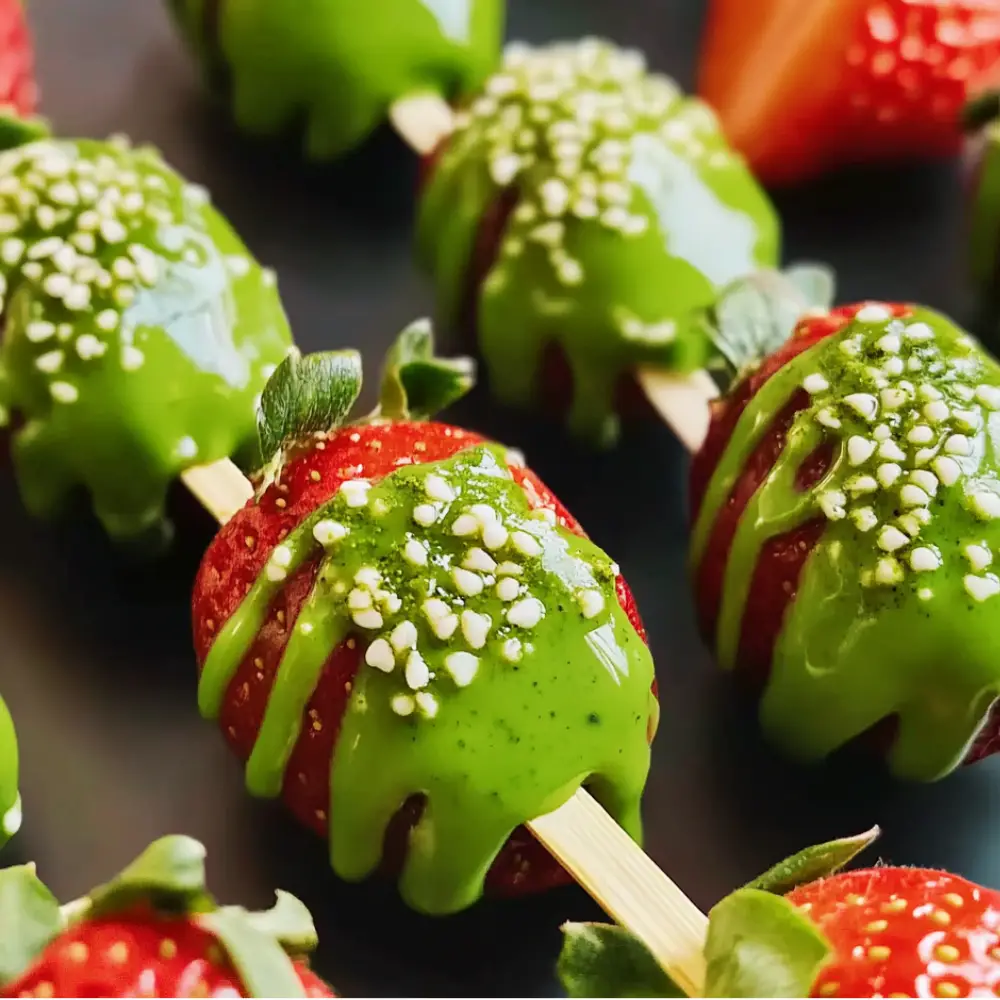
<box><xmin>704</xmin><ymin>264</ymin><xmax>836</xmax><ymax>389</ymax></box>
<box><xmin>199</xmin><ymin>906</ymin><xmax>309</xmax><ymax>998</ymax></box>
<box><xmin>237</xmin><ymin>890</ymin><xmax>318</xmax><ymax>955</ymax></box>
<box><xmin>0</xmin><ymin>864</ymin><xmax>63</xmax><ymax>986</ymax></box>
<box><xmin>0</xmin><ymin>696</ymin><xmax>19</xmax><ymax>849</ymax></box>
<box><xmin>704</xmin><ymin>888</ymin><xmax>831</xmax><ymax>998</ymax></box>
<box><xmin>0</xmin><ymin>113</ymin><xmax>50</xmax><ymax>153</ymax></box>
<box><xmin>557</xmin><ymin>922</ymin><xmax>685</xmax><ymax>998</ymax></box>
<box><xmin>377</xmin><ymin>318</ymin><xmax>475</xmax><ymax>420</ymax></box>
<box><xmin>257</xmin><ymin>348</ymin><xmax>363</xmax><ymax>464</ymax></box>
<box><xmin>746</xmin><ymin>827</ymin><xmax>881</xmax><ymax>895</ymax></box>
<box><xmin>84</xmin><ymin>835</ymin><xmax>214</xmax><ymax>920</ymax></box>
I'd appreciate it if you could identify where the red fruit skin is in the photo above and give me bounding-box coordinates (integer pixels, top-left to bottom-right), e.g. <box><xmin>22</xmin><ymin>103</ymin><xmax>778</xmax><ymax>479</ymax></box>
<box><xmin>699</xmin><ymin>0</ymin><xmax>1000</xmax><ymax>186</ymax></box>
<box><xmin>787</xmin><ymin>867</ymin><xmax>1000</xmax><ymax>997</ymax></box>
<box><xmin>691</xmin><ymin>299</ymin><xmax>1000</xmax><ymax>762</ymax></box>
<box><xmin>192</xmin><ymin>420</ymin><xmax>650</xmax><ymax>897</ymax></box>
<box><xmin>1</xmin><ymin>909</ymin><xmax>333</xmax><ymax>998</ymax></box>
<box><xmin>0</xmin><ymin>0</ymin><xmax>36</xmax><ymax>118</ymax></box>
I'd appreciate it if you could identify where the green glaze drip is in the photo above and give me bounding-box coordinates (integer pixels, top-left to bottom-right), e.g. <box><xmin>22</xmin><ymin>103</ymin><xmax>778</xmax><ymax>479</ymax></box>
<box><xmin>0</xmin><ymin>137</ymin><xmax>293</xmax><ymax>541</ymax></box>
<box><xmin>417</xmin><ymin>39</ymin><xmax>780</xmax><ymax>446</ymax></box>
<box><xmin>691</xmin><ymin>304</ymin><xmax>1000</xmax><ymax>781</ymax></box>
<box><xmin>0</xmin><ymin>696</ymin><xmax>19</xmax><ymax>846</ymax></box>
<box><xmin>200</xmin><ymin>443</ymin><xmax>655</xmax><ymax>913</ymax></box>
<box><xmin>170</xmin><ymin>0</ymin><xmax>504</xmax><ymax>160</ymax></box>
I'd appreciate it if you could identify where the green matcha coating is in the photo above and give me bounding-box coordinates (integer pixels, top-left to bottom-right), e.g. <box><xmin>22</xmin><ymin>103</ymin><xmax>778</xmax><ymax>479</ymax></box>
<box><xmin>0</xmin><ymin>696</ymin><xmax>19</xmax><ymax>847</ymax></box>
<box><xmin>0</xmin><ymin>137</ymin><xmax>293</xmax><ymax>541</ymax></box>
<box><xmin>691</xmin><ymin>304</ymin><xmax>1000</xmax><ymax>780</ymax></box>
<box><xmin>418</xmin><ymin>39</ymin><xmax>780</xmax><ymax>446</ymax></box>
<box><xmin>199</xmin><ymin>443</ymin><xmax>656</xmax><ymax>914</ymax></box>
<box><xmin>169</xmin><ymin>0</ymin><xmax>504</xmax><ymax>160</ymax></box>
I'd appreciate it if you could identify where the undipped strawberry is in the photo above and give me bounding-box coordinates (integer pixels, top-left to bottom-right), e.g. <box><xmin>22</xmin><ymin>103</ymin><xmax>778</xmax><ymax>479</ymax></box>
<box><xmin>0</xmin><ymin>835</ymin><xmax>334</xmax><ymax>998</ymax></box>
<box><xmin>699</xmin><ymin>0</ymin><xmax>1000</xmax><ymax>186</ymax></box>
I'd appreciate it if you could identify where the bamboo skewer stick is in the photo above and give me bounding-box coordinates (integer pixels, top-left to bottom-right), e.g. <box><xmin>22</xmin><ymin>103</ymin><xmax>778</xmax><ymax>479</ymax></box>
<box><xmin>184</xmin><ymin>455</ymin><xmax>710</xmax><ymax>993</ymax></box>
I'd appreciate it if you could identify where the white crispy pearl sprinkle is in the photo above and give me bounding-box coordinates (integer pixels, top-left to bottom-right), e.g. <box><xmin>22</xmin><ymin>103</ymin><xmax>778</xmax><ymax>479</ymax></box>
<box><xmin>352</xmin><ymin>608</ymin><xmax>384</xmax><ymax>630</ymax></box>
<box><xmin>365</xmin><ymin>639</ymin><xmax>395</xmax><ymax>673</ymax></box>
<box><xmin>971</xmin><ymin>491</ymin><xmax>1000</xmax><ymax>520</ymax></box>
<box><xmin>944</xmin><ymin>434</ymin><xmax>971</xmax><ymax>456</ymax></box>
<box><xmin>876</xmin><ymin>463</ymin><xmax>902</xmax><ymax>488</ymax></box>
<box><xmin>390</xmin><ymin>620</ymin><xmax>418</xmax><ymax>653</ymax></box>
<box><xmin>578</xmin><ymin>589</ymin><xmax>605</xmax><ymax>618</ymax></box>
<box><xmin>507</xmin><ymin>597</ymin><xmax>545</xmax><ymax>628</ymax></box>
<box><xmin>445</xmin><ymin>652</ymin><xmax>479</xmax><ymax>687</ymax></box>
<box><xmin>909</xmin><ymin>547</ymin><xmax>941</xmax><ymax>572</ymax></box>
<box><xmin>424</xmin><ymin>474</ymin><xmax>455</xmax><ymax>503</ymax></box>
<box><xmin>49</xmin><ymin>381</ymin><xmax>77</xmax><ymax>403</ymax></box>
<box><xmin>965</xmin><ymin>544</ymin><xmax>993</xmax><ymax>572</ymax></box>
<box><xmin>803</xmin><ymin>373</ymin><xmax>829</xmax><ymax>394</ymax></box>
<box><xmin>976</xmin><ymin>384</ymin><xmax>1000</xmax><ymax>409</ymax></box>
<box><xmin>875</xmin><ymin>556</ymin><xmax>904</xmax><ymax>585</ymax></box>
<box><xmin>878</xmin><ymin>526</ymin><xmax>909</xmax><ymax>553</ymax></box>
<box><xmin>415</xmin><ymin>692</ymin><xmax>439</xmax><ymax>719</ymax></box>
<box><xmin>932</xmin><ymin>456</ymin><xmax>961</xmax><ymax>486</ymax></box>
<box><xmin>463</xmin><ymin>547</ymin><xmax>497</xmax><ymax>572</ymax></box>
<box><xmin>413</xmin><ymin>504</ymin><xmax>438</xmax><ymax>527</ymax></box>
<box><xmin>819</xmin><ymin>489</ymin><xmax>847</xmax><ymax>520</ymax></box>
<box><xmin>452</xmin><ymin>567</ymin><xmax>484</xmax><ymax>596</ymax></box>
<box><xmin>847</xmin><ymin>436</ymin><xmax>876</xmax><ymax>466</ymax></box>
<box><xmin>403</xmin><ymin>538</ymin><xmax>427</xmax><ymax>566</ymax></box>
<box><xmin>340</xmin><ymin>480</ymin><xmax>371</xmax><ymax>507</ymax></box>
<box><xmin>451</xmin><ymin>513</ymin><xmax>479</xmax><ymax>536</ymax></box>
<box><xmin>391</xmin><ymin>694</ymin><xmax>415</xmax><ymax>717</ymax></box>
<box><xmin>405</xmin><ymin>650</ymin><xmax>431</xmax><ymax>690</ymax></box>
<box><xmin>900</xmin><ymin>485</ymin><xmax>930</xmax><ymax>508</ymax></box>
<box><xmin>313</xmin><ymin>520</ymin><xmax>348</xmax><ymax>546</ymax></box>
<box><xmin>856</xmin><ymin>304</ymin><xmax>893</xmax><ymax>323</ymax></box>
<box><xmin>461</xmin><ymin>610</ymin><xmax>491</xmax><ymax>649</ymax></box>
<box><xmin>965</xmin><ymin>574</ymin><xmax>1000</xmax><ymax>602</ymax></box>
<box><xmin>511</xmin><ymin>530</ymin><xmax>542</xmax><ymax>556</ymax></box>
<box><xmin>844</xmin><ymin>393</ymin><xmax>878</xmax><ymax>419</ymax></box>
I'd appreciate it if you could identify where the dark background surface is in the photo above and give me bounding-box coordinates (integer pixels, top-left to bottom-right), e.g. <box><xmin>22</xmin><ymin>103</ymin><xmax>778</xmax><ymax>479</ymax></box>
<box><xmin>5</xmin><ymin>1</ymin><xmax>1000</xmax><ymax>996</ymax></box>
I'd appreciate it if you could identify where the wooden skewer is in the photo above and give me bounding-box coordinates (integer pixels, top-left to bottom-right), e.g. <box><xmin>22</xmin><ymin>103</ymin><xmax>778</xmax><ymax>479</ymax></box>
<box><xmin>182</xmin><ymin>455</ymin><xmax>710</xmax><ymax>993</ymax></box>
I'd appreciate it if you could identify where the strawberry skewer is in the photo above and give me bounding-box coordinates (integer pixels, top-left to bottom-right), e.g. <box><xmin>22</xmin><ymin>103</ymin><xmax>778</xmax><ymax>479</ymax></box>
<box><xmin>187</xmin><ymin>321</ymin><xmax>711</xmax><ymax>995</ymax></box>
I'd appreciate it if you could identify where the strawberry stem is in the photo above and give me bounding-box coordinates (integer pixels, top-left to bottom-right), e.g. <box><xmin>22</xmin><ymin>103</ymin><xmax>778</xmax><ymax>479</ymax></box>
<box><xmin>964</xmin><ymin>92</ymin><xmax>1000</xmax><ymax>133</ymax></box>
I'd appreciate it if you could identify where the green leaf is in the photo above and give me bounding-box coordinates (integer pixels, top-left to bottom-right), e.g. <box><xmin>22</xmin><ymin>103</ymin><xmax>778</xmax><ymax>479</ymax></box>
<box><xmin>198</xmin><ymin>907</ymin><xmax>308</xmax><ymax>998</ymax></box>
<box><xmin>705</xmin><ymin>264</ymin><xmax>837</xmax><ymax>389</ymax></box>
<box><xmin>377</xmin><ymin>318</ymin><xmax>475</xmax><ymax>420</ymax></box>
<box><xmin>85</xmin><ymin>835</ymin><xmax>213</xmax><ymax>921</ymax></box>
<box><xmin>965</xmin><ymin>91</ymin><xmax>1000</xmax><ymax>133</ymax></box>
<box><xmin>0</xmin><ymin>113</ymin><xmax>50</xmax><ymax>153</ymax></box>
<box><xmin>257</xmin><ymin>348</ymin><xmax>363</xmax><ymax>463</ymax></box>
<box><xmin>238</xmin><ymin>890</ymin><xmax>318</xmax><ymax>955</ymax></box>
<box><xmin>746</xmin><ymin>827</ymin><xmax>880</xmax><ymax>895</ymax></box>
<box><xmin>703</xmin><ymin>888</ymin><xmax>831</xmax><ymax>998</ymax></box>
<box><xmin>557</xmin><ymin>922</ymin><xmax>685</xmax><ymax>998</ymax></box>
<box><xmin>0</xmin><ymin>864</ymin><xmax>64</xmax><ymax>986</ymax></box>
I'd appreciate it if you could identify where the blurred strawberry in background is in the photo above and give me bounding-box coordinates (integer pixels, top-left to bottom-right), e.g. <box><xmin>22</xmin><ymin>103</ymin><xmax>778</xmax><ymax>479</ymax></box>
<box><xmin>0</xmin><ymin>0</ymin><xmax>35</xmax><ymax>117</ymax></box>
<box><xmin>698</xmin><ymin>0</ymin><xmax>1000</xmax><ymax>186</ymax></box>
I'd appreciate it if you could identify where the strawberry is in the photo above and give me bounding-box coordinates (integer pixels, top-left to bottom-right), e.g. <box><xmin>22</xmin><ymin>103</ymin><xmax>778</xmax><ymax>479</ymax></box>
<box><xmin>0</xmin><ymin>0</ymin><xmax>36</xmax><ymax>121</ymax></box>
<box><xmin>0</xmin><ymin>835</ymin><xmax>334</xmax><ymax>998</ymax></box>
<box><xmin>689</xmin><ymin>301</ymin><xmax>1000</xmax><ymax>779</ymax></box>
<box><xmin>192</xmin><ymin>322</ymin><xmax>657</xmax><ymax>914</ymax></box>
<box><xmin>559</xmin><ymin>828</ymin><xmax>1000</xmax><ymax>998</ymax></box>
<box><xmin>698</xmin><ymin>0</ymin><xmax>1000</xmax><ymax>186</ymax></box>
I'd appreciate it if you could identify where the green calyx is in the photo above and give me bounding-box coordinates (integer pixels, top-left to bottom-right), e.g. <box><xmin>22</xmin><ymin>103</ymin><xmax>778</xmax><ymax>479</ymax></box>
<box><xmin>0</xmin><ymin>113</ymin><xmax>51</xmax><ymax>153</ymax></box>
<box><xmin>255</xmin><ymin>319</ymin><xmax>474</xmax><ymax>482</ymax></box>
<box><xmin>557</xmin><ymin>828</ymin><xmax>878</xmax><ymax>998</ymax></box>
<box><xmin>701</xmin><ymin>263</ymin><xmax>836</xmax><ymax>391</ymax></box>
<box><xmin>0</xmin><ymin>835</ymin><xmax>319</xmax><ymax>997</ymax></box>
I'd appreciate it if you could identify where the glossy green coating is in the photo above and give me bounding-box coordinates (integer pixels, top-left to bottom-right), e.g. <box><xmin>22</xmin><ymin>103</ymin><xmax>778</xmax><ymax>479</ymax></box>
<box><xmin>0</xmin><ymin>137</ymin><xmax>293</xmax><ymax>542</ymax></box>
<box><xmin>691</xmin><ymin>304</ymin><xmax>1000</xmax><ymax>780</ymax></box>
<box><xmin>168</xmin><ymin>0</ymin><xmax>504</xmax><ymax>160</ymax></box>
<box><xmin>418</xmin><ymin>39</ymin><xmax>780</xmax><ymax>447</ymax></box>
<box><xmin>200</xmin><ymin>443</ymin><xmax>655</xmax><ymax>914</ymax></box>
<box><xmin>0</xmin><ymin>696</ymin><xmax>19</xmax><ymax>847</ymax></box>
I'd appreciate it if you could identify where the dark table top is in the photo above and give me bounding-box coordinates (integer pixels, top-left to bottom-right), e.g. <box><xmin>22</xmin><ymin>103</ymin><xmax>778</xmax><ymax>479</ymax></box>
<box><xmin>6</xmin><ymin>0</ymin><xmax>1000</xmax><ymax>996</ymax></box>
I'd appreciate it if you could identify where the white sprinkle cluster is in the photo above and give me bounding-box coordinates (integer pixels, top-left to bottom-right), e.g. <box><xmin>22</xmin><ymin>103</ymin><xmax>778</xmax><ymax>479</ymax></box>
<box><xmin>0</xmin><ymin>137</ymin><xmax>254</xmax><ymax>415</ymax></box>
<box><xmin>446</xmin><ymin>38</ymin><xmax>728</xmax><ymax>315</ymax></box>
<box><xmin>303</xmin><ymin>450</ymin><xmax>619</xmax><ymax>720</ymax></box>
<box><xmin>804</xmin><ymin>306</ymin><xmax>1000</xmax><ymax>599</ymax></box>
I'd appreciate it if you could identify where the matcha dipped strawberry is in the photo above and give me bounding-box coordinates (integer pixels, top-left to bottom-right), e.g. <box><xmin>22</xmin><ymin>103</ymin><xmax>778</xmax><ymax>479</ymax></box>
<box><xmin>558</xmin><ymin>827</ymin><xmax>1000</xmax><ymax>998</ymax></box>
<box><xmin>0</xmin><ymin>835</ymin><xmax>334</xmax><ymax>997</ymax></box>
<box><xmin>690</xmin><ymin>301</ymin><xmax>1000</xmax><ymax>779</ymax></box>
<box><xmin>166</xmin><ymin>0</ymin><xmax>503</xmax><ymax>160</ymax></box>
<box><xmin>0</xmin><ymin>695</ymin><xmax>19</xmax><ymax>849</ymax></box>
<box><xmin>192</xmin><ymin>322</ymin><xmax>658</xmax><ymax>915</ymax></box>
<box><xmin>418</xmin><ymin>38</ymin><xmax>780</xmax><ymax>447</ymax></box>
<box><xmin>0</xmin><ymin>132</ymin><xmax>292</xmax><ymax>543</ymax></box>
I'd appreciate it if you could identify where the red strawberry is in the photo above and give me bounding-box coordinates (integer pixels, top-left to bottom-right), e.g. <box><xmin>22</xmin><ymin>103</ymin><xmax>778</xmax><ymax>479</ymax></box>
<box><xmin>0</xmin><ymin>0</ymin><xmax>35</xmax><ymax>119</ymax></box>
<box><xmin>699</xmin><ymin>0</ymin><xmax>1000</xmax><ymax>186</ymax></box>
<box><xmin>192</xmin><ymin>326</ymin><xmax>655</xmax><ymax>907</ymax></box>
<box><xmin>0</xmin><ymin>836</ymin><xmax>334</xmax><ymax>998</ymax></box>
<box><xmin>786</xmin><ymin>866</ymin><xmax>1000</xmax><ymax>997</ymax></box>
